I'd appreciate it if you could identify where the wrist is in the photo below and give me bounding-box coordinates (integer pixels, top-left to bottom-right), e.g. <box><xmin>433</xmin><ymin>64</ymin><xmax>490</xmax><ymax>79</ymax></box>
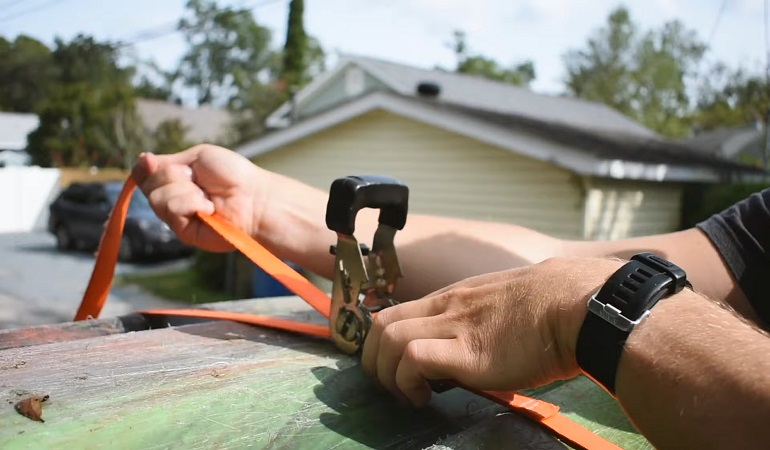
<box><xmin>551</xmin><ymin>258</ymin><xmax>626</xmax><ymax>377</ymax></box>
<box><xmin>251</xmin><ymin>171</ymin><xmax>337</xmax><ymax>276</ymax></box>
<box><xmin>573</xmin><ymin>253</ymin><xmax>692</xmax><ymax>394</ymax></box>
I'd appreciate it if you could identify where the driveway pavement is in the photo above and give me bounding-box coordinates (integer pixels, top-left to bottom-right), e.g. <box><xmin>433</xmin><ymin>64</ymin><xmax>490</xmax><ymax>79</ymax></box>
<box><xmin>0</xmin><ymin>231</ymin><xmax>186</xmax><ymax>330</ymax></box>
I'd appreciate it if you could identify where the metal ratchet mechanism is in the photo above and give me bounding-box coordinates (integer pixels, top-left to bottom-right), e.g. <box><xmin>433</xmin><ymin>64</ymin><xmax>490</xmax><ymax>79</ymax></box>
<box><xmin>325</xmin><ymin>175</ymin><xmax>409</xmax><ymax>354</ymax></box>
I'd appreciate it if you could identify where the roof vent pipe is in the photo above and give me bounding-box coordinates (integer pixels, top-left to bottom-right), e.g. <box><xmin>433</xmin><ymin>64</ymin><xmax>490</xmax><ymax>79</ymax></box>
<box><xmin>416</xmin><ymin>81</ymin><xmax>441</xmax><ymax>99</ymax></box>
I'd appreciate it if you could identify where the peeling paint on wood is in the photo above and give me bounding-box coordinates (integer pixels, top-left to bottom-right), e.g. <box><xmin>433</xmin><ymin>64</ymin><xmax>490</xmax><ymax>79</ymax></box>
<box><xmin>0</xmin><ymin>298</ymin><xmax>651</xmax><ymax>449</ymax></box>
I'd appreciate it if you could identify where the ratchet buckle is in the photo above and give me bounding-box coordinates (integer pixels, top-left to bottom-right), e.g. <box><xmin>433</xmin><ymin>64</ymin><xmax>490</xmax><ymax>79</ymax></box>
<box><xmin>325</xmin><ymin>175</ymin><xmax>409</xmax><ymax>354</ymax></box>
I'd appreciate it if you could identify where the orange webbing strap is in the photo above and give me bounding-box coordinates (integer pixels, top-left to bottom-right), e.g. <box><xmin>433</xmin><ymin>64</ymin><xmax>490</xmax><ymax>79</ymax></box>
<box><xmin>73</xmin><ymin>177</ymin><xmax>330</xmax><ymax>322</ymax></box>
<box><xmin>140</xmin><ymin>309</ymin><xmax>331</xmax><ymax>339</ymax></box>
<box><xmin>74</xmin><ymin>176</ymin><xmax>620</xmax><ymax>450</ymax></box>
<box><xmin>196</xmin><ymin>212</ymin><xmax>331</xmax><ymax>318</ymax></box>
<box><xmin>74</xmin><ymin>177</ymin><xmax>137</xmax><ymax>321</ymax></box>
<box><xmin>480</xmin><ymin>390</ymin><xmax>619</xmax><ymax>450</ymax></box>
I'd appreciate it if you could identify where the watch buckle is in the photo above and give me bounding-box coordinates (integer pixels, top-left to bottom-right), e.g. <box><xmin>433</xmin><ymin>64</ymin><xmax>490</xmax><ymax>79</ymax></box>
<box><xmin>587</xmin><ymin>293</ymin><xmax>650</xmax><ymax>332</ymax></box>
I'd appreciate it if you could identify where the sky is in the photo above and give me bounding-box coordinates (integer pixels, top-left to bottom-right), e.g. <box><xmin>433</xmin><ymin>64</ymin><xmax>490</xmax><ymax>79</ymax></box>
<box><xmin>1</xmin><ymin>0</ymin><xmax>768</xmax><ymax>95</ymax></box>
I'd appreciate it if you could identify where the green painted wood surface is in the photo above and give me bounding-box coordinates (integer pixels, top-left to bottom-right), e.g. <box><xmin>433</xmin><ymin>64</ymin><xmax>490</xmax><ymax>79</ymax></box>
<box><xmin>0</xmin><ymin>298</ymin><xmax>652</xmax><ymax>449</ymax></box>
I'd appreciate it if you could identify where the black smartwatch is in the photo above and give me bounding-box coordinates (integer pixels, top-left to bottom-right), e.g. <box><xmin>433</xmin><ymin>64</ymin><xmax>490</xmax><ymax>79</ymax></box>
<box><xmin>576</xmin><ymin>252</ymin><xmax>691</xmax><ymax>395</ymax></box>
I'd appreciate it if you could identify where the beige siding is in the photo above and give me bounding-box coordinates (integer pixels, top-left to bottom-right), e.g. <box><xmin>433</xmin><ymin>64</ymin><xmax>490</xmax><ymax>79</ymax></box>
<box><xmin>254</xmin><ymin>110</ymin><xmax>585</xmax><ymax>239</ymax></box>
<box><xmin>582</xmin><ymin>178</ymin><xmax>682</xmax><ymax>240</ymax></box>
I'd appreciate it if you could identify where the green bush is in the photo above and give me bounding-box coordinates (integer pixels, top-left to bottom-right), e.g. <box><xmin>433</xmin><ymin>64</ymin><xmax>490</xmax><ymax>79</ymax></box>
<box><xmin>681</xmin><ymin>181</ymin><xmax>769</xmax><ymax>229</ymax></box>
<box><xmin>192</xmin><ymin>249</ymin><xmax>229</xmax><ymax>291</ymax></box>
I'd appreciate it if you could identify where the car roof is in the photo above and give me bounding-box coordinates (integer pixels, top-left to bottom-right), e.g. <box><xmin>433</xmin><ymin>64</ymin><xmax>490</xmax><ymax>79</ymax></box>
<box><xmin>66</xmin><ymin>180</ymin><xmax>123</xmax><ymax>190</ymax></box>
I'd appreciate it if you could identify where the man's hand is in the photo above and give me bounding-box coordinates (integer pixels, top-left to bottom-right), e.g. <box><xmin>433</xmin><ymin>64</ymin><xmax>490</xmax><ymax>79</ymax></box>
<box><xmin>361</xmin><ymin>257</ymin><xmax>624</xmax><ymax>406</ymax></box>
<box><xmin>132</xmin><ymin>144</ymin><xmax>270</xmax><ymax>253</ymax></box>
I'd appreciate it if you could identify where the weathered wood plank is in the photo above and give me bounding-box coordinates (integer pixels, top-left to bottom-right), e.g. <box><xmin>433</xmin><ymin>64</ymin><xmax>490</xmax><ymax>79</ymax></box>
<box><xmin>0</xmin><ymin>296</ymin><xmax>323</xmax><ymax>350</ymax></box>
<box><xmin>0</xmin><ymin>316</ymin><xmax>137</xmax><ymax>351</ymax></box>
<box><xmin>0</xmin><ymin>321</ymin><xmax>556</xmax><ymax>449</ymax></box>
<box><xmin>0</xmin><ymin>318</ymin><xmax>649</xmax><ymax>449</ymax></box>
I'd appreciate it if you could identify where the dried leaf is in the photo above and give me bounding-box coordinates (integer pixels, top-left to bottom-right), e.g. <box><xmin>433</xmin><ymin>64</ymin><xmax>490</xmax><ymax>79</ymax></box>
<box><xmin>14</xmin><ymin>395</ymin><xmax>48</xmax><ymax>423</ymax></box>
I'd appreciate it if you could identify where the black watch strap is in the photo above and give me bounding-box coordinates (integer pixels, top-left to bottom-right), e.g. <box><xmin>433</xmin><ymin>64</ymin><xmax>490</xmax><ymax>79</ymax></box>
<box><xmin>576</xmin><ymin>253</ymin><xmax>690</xmax><ymax>395</ymax></box>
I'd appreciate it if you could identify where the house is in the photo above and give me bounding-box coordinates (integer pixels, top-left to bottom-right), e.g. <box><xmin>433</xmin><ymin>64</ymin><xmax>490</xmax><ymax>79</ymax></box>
<box><xmin>678</xmin><ymin>122</ymin><xmax>769</xmax><ymax>169</ymax></box>
<box><xmin>136</xmin><ymin>99</ymin><xmax>234</xmax><ymax>144</ymax></box>
<box><xmin>236</xmin><ymin>55</ymin><xmax>763</xmax><ymax>241</ymax></box>
<box><xmin>0</xmin><ymin>112</ymin><xmax>39</xmax><ymax>167</ymax></box>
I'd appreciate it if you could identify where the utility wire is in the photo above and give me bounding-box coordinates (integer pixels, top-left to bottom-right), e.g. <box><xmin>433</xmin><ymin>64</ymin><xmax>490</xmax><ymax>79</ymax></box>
<box><xmin>762</xmin><ymin>0</ymin><xmax>770</xmax><ymax>171</ymax></box>
<box><xmin>706</xmin><ymin>0</ymin><xmax>729</xmax><ymax>48</ymax></box>
<box><xmin>0</xmin><ymin>0</ymin><xmax>73</xmax><ymax>24</ymax></box>
<box><xmin>690</xmin><ymin>0</ymin><xmax>730</xmax><ymax>121</ymax></box>
<box><xmin>117</xmin><ymin>0</ymin><xmax>285</xmax><ymax>47</ymax></box>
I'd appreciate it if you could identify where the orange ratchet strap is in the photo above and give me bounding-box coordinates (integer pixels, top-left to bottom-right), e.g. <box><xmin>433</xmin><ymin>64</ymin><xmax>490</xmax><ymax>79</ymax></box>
<box><xmin>74</xmin><ymin>177</ymin><xmax>620</xmax><ymax>450</ymax></box>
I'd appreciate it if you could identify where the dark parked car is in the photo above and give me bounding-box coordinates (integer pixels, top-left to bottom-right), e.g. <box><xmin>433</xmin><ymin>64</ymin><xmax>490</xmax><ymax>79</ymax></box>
<box><xmin>48</xmin><ymin>181</ymin><xmax>192</xmax><ymax>261</ymax></box>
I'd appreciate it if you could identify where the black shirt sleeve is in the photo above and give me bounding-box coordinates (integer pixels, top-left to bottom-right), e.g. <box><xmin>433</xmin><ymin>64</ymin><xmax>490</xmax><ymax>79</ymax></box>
<box><xmin>696</xmin><ymin>188</ymin><xmax>770</xmax><ymax>324</ymax></box>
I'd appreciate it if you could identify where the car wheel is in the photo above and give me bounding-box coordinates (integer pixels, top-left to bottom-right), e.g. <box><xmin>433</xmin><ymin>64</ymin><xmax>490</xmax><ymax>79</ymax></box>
<box><xmin>55</xmin><ymin>225</ymin><xmax>73</xmax><ymax>251</ymax></box>
<box><xmin>118</xmin><ymin>236</ymin><xmax>135</xmax><ymax>262</ymax></box>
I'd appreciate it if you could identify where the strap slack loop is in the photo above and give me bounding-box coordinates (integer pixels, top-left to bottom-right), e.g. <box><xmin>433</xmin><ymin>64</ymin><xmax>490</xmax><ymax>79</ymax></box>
<box><xmin>73</xmin><ymin>176</ymin><xmax>620</xmax><ymax>450</ymax></box>
<box><xmin>74</xmin><ymin>177</ymin><xmax>136</xmax><ymax>321</ymax></box>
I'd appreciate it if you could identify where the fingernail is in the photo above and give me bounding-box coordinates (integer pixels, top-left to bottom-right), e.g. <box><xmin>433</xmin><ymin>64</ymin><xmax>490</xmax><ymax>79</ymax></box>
<box><xmin>184</xmin><ymin>167</ymin><xmax>193</xmax><ymax>178</ymax></box>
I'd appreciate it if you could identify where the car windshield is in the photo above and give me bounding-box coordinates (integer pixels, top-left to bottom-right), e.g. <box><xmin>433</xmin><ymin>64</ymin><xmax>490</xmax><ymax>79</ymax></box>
<box><xmin>104</xmin><ymin>184</ymin><xmax>155</xmax><ymax>215</ymax></box>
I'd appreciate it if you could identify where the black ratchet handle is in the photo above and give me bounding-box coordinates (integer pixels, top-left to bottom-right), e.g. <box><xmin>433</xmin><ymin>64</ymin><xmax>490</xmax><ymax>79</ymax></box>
<box><xmin>325</xmin><ymin>175</ymin><xmax>409</xmax><ymax>236</ymax></box>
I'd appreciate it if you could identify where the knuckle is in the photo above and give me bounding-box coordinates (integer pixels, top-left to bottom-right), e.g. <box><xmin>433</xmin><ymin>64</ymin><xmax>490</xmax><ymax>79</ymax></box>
<box><xmin>538</xmin><ymin>256</ymin><xmax>563</xmax><ymax>269</ymax></box>
<box><xmin>371</xmin><ymin>308</ymin><xmax>392</xmax><ymax>332</ymax></box>
<box><xmin>146</xmin><ymin>188</ymin><xmax>166</xmax><ymax>210</ymax></box>
<box><xmin>379</xmin><ymin>322</ymin><xmax>401</xmax><ymax>347</ymax></box>
<box><xmin>402</xmin><ymin>340</ymin><xmax>422</xmax><ymax>364</ymax></box>
<box><xmin>190</xmin><ymin>143</ymin><xmax>214</xmax><ymax>152</ymax></box>
<box><xmin>440</xmin><ymin>286</ymin><xmax>470</xmax><ymax>306</ymax></box>
<box><xmin>165</xmin><ymin>195</ymin><xmax>182</xmax><ymax>213</ymax></box>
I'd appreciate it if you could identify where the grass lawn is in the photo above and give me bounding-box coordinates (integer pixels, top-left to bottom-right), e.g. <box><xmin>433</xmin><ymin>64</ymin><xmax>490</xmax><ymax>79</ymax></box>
<box><xmin>116</xmin><ymin>268</ymin><xmax>234</xmax><ymax>304</ymax></box>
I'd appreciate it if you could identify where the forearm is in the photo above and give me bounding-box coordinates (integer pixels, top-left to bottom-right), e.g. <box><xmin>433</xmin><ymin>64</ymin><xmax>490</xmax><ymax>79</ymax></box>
<box><xmin>615</xmin><ymin>289</ymin><xmax>770</xmax><ymax>449</ymax></box>
<box><xmin>376</xmin><ymin>213</ymin><xmax>563</xmax><ymax>300</ymax></box>
<box><xmin>564</xmin><ymin>229</ymin><xmax>759</xmax><ymax>323</ymax></box>
<box><xmin>255</xmin><ymin>172</ymin><xmax>563</xmax><ymax>300</ymax></box>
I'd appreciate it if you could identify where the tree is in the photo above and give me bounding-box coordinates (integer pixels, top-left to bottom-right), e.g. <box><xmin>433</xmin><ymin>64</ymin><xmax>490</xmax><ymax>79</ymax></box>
<box><xmin>304</xmin><ymin>36</ymin><xmax>326</xmax><ymax>82</ymax></box>
<box><xmin>449</xmin><ymin>30</ymin><xmax>536</xmax><ymax>87</ymax></box>
<box><xmin>134</xmin><ymin>76</ymin><xmax>173</xmax><ymax>101</ymax></box>
<box><xmin>458</xmin><ymin>57</ymin><xmax>536</xmax><ymax>86</ymax></box>
<box><xmin>693</xmin><ymin>64</ymin><xmax>770</xmax><ymax>131</ymax></box>
<box><xmin>563</xmin><ymin>6</ymin><xmax>706</xmax><ymax>137</ymax></box>
<box><xmin>0</xmin><ymin>35</ymin><xmax>57</xmax><ymax>113</ymax></box>
<box><xmin>176</xmin><ymin>0</ymin><xmax>274</xmax><ymax>106</ymax></box>
<box><xmin>26</xmin><ymin>35</ymin><xmax>143</xmax><ymax>168</ymax></box>
<box><xmin>280</xmin><ymin>0</ymin><xmax>307</xmax><ymax>89</ymax></box>
<box><xmin>152</xmin><ymin>118</ymin><xmax>193</xmax><ymax>154</ymax></box>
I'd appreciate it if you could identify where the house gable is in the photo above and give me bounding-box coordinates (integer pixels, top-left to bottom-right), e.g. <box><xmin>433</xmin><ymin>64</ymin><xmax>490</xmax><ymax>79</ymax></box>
<box><xmin>301</xmin><ymin>65</ymin><xmax>388</xmax><ymax>117</ymax></box>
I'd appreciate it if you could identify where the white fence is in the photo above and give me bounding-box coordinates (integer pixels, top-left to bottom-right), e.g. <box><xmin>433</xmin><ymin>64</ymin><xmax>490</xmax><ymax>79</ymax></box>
<box><xmin>0</xmin><ymin>167</ymin><xmax>61</xmax><ymax>233</ymax></box>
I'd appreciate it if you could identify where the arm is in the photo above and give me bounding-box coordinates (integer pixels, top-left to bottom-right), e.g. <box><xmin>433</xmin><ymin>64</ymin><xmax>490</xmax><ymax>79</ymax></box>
<box><xmin>564</xmin><ymin>229</ymin><xmax>758</xmax><ymax>323</ymax></box>
<box><xmin>363</xmin><ymin>258</ymin><xmax>770</xmax><ymax>449</ymax></box>
<box><xmin>132</xmin><ymin>146</ymin><xmax>564</xmax><ymax>301</ymax></box>
<box><xmin>133</xmin><ymin>145</ymin><xmax>752</xmax><ymax>319</ymax></box>
<box><xmin>262</xmin><ymin>169</ymin><xmax>750</xmax><ymax>316</ymax></box>
<box><xmin>612</xmin><ymin>288</ymin><xmax>770</xmax><ymax>449</ymax></box>
<box><xmin>254</xmin><ymin>171</ymin><xmax>562</xmax><ymax>289</ymax></box>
